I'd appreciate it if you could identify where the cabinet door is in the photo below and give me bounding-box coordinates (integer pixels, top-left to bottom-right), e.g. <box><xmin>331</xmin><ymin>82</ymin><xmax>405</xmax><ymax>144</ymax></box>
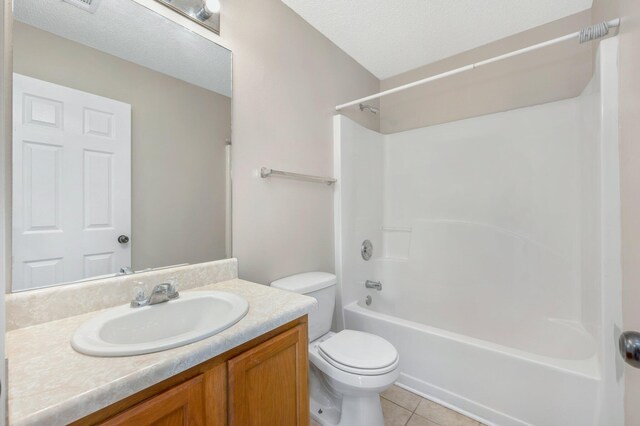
<box><xmin>100</xmin><ymin>375</ymin><xmax>206</xmax><ymax>426</ymax></box>
<box><xmin>228</xmin><ymin>324</ymin><xmax>309</xmax><ymax>426</ymax></box>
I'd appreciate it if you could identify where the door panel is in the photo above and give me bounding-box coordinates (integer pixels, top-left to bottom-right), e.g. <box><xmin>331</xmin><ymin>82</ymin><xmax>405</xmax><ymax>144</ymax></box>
<box><xmin>12</xmin><ymin>73</ymin><xmax>131</xmax><ymax>290</ymax></box>
<box><xmin>228</xmin><ymin>324</ymin><xmax>309</xmax><ymax>426</ymax></box>
<box><xmin>83</xmin><ymin>149</ymin><xmax>114</xmax><ymax>229</ymax></box>
<box><xmin>22</xmin><ymin>141</ymin><xmax>61</xmax><ymax>232</ymax></box>
<box><xmin>23</xmin><ymin>93</ymin><xmax>63</xmax><ymax>128</ymax></box>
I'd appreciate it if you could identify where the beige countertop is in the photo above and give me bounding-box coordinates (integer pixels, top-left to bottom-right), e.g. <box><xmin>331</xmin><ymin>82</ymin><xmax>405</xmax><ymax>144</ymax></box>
<box><xmin>6</xmin><ymin>279</ymin><xmax>316</xmax><ymax>426</ymax></box>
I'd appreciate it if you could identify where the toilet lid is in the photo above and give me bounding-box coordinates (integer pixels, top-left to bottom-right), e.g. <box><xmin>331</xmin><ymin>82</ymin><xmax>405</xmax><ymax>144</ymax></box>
<box><xmin>318</xmin><ymin>330</ymin><xmax>398</xmax><ymax>374</ymax></box>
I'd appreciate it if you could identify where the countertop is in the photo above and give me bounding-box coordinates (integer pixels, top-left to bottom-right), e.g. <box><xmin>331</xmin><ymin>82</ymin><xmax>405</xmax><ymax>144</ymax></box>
<box><xmin>6</xmin><ymin>279</ymin><xmax>316</xmax><ymax>426</ymax></box>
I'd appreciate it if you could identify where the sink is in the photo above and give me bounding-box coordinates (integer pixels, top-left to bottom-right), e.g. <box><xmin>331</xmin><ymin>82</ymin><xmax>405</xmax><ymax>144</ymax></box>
<box><xmin>71</xmin><ymin>291</ymin><xmax>249</xmax><ymax>357</ymax></box>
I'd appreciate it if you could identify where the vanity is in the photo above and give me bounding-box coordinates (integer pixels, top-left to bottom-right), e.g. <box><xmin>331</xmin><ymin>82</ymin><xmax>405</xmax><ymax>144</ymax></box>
<box><xmin>83</xmin><ymin>317</ymin><xmax>308</xmax><ymax>425</ymax></box>
<box><xmin>6</xmin><ymin>260</ymin><xmax>316</xmax><ymax>425</ymax></box>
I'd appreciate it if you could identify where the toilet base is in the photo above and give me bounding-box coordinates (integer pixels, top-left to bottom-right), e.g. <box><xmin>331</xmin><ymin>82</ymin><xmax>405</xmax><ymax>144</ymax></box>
<box><xmin>309</xmin><ymin>364</ymin><xmax>386</xmax><ymax>426</ymax></box>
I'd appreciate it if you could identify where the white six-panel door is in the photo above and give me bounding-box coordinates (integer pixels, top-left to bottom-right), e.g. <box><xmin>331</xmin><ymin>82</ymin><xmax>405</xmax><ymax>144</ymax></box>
<box><xmin>12</xmin><ymin>74</ymin><xmax>131</xmax><ymax>291</ymax></box>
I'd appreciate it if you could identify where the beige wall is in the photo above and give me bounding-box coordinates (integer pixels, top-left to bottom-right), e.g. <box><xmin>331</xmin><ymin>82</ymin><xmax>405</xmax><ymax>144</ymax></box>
<box><xmin>379</xmin><ymin>10</ymin><xmax>592</xmax><ymax>134</ymax></box>
<box><xmin>222</xmin><ymin>0</ymin><xmax>379</xmax><ymax>284</ymax></box>
<box><xmin>13</xmin><ymin>22</ymin><xmax>231</xmax><ymax>272</ymax></box>
<box><xmin>592</xmin><ymin>1</ymin><xmax>640</xmax><ymax>424</ymax></box>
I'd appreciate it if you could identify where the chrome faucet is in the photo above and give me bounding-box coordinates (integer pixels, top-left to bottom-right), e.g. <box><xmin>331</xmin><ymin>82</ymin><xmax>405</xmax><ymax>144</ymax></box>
<box><xmin>119</xmin><ymin>266</ymin><xmax>134</xmax><ymax>275</ymax></box>
<box><xmin>131</xmin><ymin>282</ymin><xmax>179</xmax><ymax>308</ymax></box>
<box><xmin>365</xmin><ymin>280</ymin><xmax>382</xmax><ymax>291</ymax></box>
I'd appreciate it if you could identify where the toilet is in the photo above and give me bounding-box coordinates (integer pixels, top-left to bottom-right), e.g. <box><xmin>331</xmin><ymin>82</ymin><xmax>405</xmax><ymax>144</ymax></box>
<box><xmin>271</xmin><ymin>272</ymin><xmax>399</xmax><ymax>426</ymax></box>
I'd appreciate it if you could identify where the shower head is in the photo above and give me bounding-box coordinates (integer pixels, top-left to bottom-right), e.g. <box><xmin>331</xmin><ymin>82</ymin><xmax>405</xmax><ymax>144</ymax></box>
<box><xmin>359</xmin><ymin>103</ymin><xmax>379</xmax><ymax>115</ymax></box>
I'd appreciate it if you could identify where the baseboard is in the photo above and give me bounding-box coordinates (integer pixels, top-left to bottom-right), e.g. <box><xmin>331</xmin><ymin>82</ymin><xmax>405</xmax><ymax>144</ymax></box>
<box><xmin>396</xmin><ymin>373</ymin><xmax>533</xmax><ymax>426</ymax></box>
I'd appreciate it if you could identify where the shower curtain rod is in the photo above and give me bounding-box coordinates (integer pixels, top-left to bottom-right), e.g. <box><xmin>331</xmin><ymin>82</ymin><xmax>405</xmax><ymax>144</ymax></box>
<box><xmin>335</xmin><ymin>18</ymin><xmax>620</xmax><ymax>111</ymax></box>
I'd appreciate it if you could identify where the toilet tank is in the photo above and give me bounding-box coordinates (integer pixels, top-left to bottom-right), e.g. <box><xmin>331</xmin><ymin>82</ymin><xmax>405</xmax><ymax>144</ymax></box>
<box><xmin>271</xmin><ymin>272</ymin><xmax>336</xmax><ymax>341</ymax></box>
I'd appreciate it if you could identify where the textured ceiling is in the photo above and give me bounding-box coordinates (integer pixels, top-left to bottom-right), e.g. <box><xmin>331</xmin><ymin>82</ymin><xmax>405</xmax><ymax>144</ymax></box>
<box><xmin>281</xmin><ymin>0</ymin><xmax>593</xmax><ymax>79</ymax></box>
<box><xmin>14</xmin><ymin>0</ymin><xmax>231</xmax><ymax>97</ymax></box>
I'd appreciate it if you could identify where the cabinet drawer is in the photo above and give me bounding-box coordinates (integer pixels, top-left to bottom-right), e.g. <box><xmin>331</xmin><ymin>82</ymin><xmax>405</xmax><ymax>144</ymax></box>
<box><xmin>99</xmin><ymin>375</ymin><xmax>206</xmax><ymax>426</ymax></box>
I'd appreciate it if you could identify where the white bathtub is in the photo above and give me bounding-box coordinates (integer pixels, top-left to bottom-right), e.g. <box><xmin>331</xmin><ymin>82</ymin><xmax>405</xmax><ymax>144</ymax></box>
<box><xmin>344</xmin><ymin>300</ymin><xmax>601</xmax><ymax>426</ymax></box>
<box><xmin>334</xmin><ymin>37</ymin><xmax>624</xmax><ymax>426</ymax></box>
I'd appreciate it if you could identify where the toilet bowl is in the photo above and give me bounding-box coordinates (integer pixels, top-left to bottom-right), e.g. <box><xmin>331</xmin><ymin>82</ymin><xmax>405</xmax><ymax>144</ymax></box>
<box><xmin>271</xmin><ymin>272</ymin><xmax>399</xmax><ymax>426</ymax></box>
<box><xmin>308</xmin><ymin>331</ymin><xmax>400</xmax><ymax>425</ymax></box>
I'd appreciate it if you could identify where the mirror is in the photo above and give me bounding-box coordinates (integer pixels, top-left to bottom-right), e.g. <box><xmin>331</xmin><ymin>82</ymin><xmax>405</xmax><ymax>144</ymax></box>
<box><xmin>10</xmin><ymin>0</ymin><xmax>232</xmax><ymax>292</ymax></box>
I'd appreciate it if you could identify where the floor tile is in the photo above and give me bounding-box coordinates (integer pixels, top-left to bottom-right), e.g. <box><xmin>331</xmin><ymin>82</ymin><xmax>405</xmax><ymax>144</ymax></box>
<box><xmin>381</xmin><ymin>397</ymin><xmax>413</xmax><ymax>426</ymax></box>
<box><xmin>310</xmin><ymin>385</ymin><xmax>482</xmax><ymax>426</ymax></box>
<box><xmin>406</xmin><ymin>413</ymin><xmax>440</xmax><ymax>426</ymax></box>
<box><xmin>414</xmin><ymin>398</ymin><xmax>479</xmax><ymax>426</ymax></box>
<box><xmin>382</xmin><ymin>384</ymin><xmax>423</xmax><ymax>412</ymax></box>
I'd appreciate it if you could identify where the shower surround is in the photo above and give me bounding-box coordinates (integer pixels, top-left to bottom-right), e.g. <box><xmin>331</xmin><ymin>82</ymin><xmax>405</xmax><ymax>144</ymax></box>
<box><xmin>334</xmin><ymin>38</ymin><xmax>623</xmax><ymax>426</ymax></box>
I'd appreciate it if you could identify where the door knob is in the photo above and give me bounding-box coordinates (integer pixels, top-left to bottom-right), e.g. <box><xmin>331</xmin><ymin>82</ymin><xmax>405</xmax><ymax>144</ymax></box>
<box><xmin>619</xmin><ymin>331</ymin><xmax>640</xmax><ymax>368</ymax></box>
<box><xmin>118</xmin><ymin>235</ymin><xmax>130</xmax><ymax>244</ymax></box>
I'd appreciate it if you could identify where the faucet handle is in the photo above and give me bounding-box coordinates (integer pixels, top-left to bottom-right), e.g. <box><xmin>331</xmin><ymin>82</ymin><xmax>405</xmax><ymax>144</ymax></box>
<box><xmin>132</xmin><ymin>281</ymin><xmax>146</xmax><ymax>302</ymax></box>
<box><xmin>165</xmin><ymin>278</ymin><xmax>179</xmax><ymax>298</ymax></box>
<box><xmin>130</xmin><ymin>281</ymin><xmax>148</xmax><ymax>307</ymax></box>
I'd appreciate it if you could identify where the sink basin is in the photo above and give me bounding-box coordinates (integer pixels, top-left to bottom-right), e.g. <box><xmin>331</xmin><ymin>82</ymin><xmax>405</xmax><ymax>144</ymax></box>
<box><xmin>71</xmin><ymin>291</ymin><xmax>249</xmax><ymax>357</ymax></box>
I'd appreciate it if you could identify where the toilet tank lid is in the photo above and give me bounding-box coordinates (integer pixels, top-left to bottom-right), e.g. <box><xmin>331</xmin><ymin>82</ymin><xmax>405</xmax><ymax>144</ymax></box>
<box><xmin>270</xmin><ymin>272</ymin><xmax>336</xmax><ymax>294</ymax></box>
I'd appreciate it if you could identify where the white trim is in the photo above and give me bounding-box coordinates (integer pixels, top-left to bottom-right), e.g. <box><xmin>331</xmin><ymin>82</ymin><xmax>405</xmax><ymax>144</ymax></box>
<box><xmin>395</xmin><ymin>375</ymin><xmax>528</xmax><ymax>426</ymax></box>
<box><xmin>0</xmin><ymin>0</ymin><xmax>9</xmax><ymax>422</ymax></box>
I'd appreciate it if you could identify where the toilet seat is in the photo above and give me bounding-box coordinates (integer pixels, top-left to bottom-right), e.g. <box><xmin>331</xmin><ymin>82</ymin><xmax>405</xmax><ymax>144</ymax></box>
<box><xmin>309</xmin><ymin>333</ymin><xmax>400</xmax><ymax>426</ymax></box>
<box><xmin>318</xmin><ymin>330</ymin><xmax>399</xmax><ymax>376</ymax></box>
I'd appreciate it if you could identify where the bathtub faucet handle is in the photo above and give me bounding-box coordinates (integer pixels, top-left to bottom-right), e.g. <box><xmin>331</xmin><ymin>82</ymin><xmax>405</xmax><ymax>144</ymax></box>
<box><xmin>365</xmin><ymin>280</ymin><xmax>382</xmax><ymax>291</ymax></box>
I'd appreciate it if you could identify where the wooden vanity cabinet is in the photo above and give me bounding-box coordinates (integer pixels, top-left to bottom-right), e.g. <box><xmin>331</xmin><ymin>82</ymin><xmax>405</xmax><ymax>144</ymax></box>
<box><xmin>228</xmin><ymin>325</ymin><xmax>308</xmax><ymax>426</ymax></box>
<box><xmin>73</xmin><ymin>317</ymin><xmax>309</xmax><ymax>426</ymax></box>
<box><xmin>99</xmin><ymin>375</ymin><xmax>207</xmax><ymax>426</ymax></box>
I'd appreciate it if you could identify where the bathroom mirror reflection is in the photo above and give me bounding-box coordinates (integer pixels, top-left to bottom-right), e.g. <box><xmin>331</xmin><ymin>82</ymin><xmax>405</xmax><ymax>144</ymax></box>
<box><xmin>10</xmin><ymin>0</ymin><xmax>232</xmax><ymax>292</ymax></box>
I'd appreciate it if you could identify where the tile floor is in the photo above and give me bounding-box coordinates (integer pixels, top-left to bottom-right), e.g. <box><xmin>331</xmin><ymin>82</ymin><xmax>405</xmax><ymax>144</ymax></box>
<box><xmin>310</xmin><ymin>384</ymin><xmax>485</xmax><ymax>426</ymax></box>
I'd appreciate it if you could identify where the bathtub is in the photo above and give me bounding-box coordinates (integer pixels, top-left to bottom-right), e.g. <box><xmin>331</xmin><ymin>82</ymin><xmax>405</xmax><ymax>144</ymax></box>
<box><xmin>334</xmin><ymin>37</ymin><xmax>624</xmax><ymax>426</ymax></box>
<box><xmin>344</xmin><ymin>300</ymin><xmax>601</xmax><ymax>426</ymax></box>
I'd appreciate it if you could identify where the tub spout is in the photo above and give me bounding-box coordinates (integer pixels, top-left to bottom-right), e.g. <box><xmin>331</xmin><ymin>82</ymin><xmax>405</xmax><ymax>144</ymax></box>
<box><xmin>365</xmin><ymin>280</ymin><xmax>382</xmax><ymax>291</ymax></box>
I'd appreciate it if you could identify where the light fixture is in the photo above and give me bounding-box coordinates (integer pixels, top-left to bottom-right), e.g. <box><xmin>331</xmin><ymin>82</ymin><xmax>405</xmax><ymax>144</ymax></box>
<box><xmin>195</xmin><ymin>0</ymin><xmax>220</xmax><ymax>21</ymax></box>
<box><xmin>205</xmin><ymin>0</ymin><xmax>221</xmax><ymax>13</ymax></box>
<box><xmin>153</xmin><ymin>0</ymin><xmax>221</xmax><ymax>34</ymax></box>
